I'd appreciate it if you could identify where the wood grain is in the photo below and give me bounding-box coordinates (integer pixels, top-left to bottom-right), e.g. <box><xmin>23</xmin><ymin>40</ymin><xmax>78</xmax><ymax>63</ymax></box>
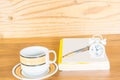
<box><xmin>0</xmin><ymin>0</ymin><xmax>120</xmax><ymax>38</ymax></box>
<box><xmin>0</xmin><ymin>34</ymin><xmax>120</xmax><ymax>80</ymax></box>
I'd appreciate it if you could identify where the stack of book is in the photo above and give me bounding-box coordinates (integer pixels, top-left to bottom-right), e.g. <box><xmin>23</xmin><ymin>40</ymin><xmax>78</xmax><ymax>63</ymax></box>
<box><xmin>58</xmin><ymin>38</ymin><xmax>110</xmax><ymax>70</ymax></box>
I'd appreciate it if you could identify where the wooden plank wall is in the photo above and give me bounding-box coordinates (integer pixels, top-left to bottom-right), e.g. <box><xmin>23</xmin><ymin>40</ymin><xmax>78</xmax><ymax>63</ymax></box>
<box><xmin>0</xmin><ymin>0</ymin><xmax>120</xmax><ymax>38</ymax></box>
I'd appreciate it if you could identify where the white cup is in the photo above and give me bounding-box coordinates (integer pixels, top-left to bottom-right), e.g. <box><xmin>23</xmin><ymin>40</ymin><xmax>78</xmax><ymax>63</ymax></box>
<box><xmin>20</xmin><ymin>46</ymin><xmax>56</xmax><ymax>78</ymax></box>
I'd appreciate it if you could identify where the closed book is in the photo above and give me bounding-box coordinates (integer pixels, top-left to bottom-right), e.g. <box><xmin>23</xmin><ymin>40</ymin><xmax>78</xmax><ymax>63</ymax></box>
<box><xmin>58</xmin><ymin>38</ymin><xmax>110</xmax><ymax>70</ymax></box>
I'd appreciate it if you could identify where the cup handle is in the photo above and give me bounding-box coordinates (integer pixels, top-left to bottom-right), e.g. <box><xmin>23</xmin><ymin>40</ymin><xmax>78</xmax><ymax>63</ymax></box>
<box><xmin>49</xmin><ymin>50</ymin><xmax>56</xmax><ymax>64</ymax></box>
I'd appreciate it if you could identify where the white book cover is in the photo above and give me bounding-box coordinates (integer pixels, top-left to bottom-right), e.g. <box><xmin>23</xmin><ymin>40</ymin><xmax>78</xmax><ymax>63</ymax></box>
<box><xmin>58</xmin><ymin>37</ymin><xmax>110</xmax><ymax>70</ymax></box>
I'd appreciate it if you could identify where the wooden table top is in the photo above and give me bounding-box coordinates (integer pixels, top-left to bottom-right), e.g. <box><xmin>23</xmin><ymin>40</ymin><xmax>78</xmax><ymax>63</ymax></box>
<box><xmin>0</xmin><ymin>36</ymin><xmax>120</xmax><ymax>80</ymax></box>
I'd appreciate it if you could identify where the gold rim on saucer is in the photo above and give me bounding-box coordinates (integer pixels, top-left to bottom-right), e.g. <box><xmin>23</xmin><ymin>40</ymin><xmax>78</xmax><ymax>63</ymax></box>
<box><xmin>12</xmin><ymin>63</ymin><xmax>58</xmax><ymax>80</ymax></box>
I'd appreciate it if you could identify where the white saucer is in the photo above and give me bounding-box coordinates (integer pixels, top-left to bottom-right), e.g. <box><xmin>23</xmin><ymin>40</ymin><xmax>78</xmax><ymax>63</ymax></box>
<box><xmin>12</xmin><ymin>63</ymin><xmax>58</xmax><ymax>80</ymax></box>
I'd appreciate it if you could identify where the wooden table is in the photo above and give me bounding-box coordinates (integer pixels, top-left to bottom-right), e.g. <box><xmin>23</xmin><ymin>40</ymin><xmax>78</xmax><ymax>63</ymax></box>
<box><xmin>0</xmin><ymin>35</ymin><xmax>120</xmax><ymax>80</ymax></box>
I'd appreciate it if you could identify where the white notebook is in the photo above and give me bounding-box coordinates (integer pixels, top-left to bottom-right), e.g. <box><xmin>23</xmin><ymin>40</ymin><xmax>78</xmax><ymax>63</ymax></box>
<box><xmin>58</xmin><ymin>38</ymin><xmax>110</xmax><ymax>70</ymax></box>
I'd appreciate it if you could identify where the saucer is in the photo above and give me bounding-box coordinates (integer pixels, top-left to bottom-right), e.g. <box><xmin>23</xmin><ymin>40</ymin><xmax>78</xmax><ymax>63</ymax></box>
<box><xmin>12</xmin><ymin>63</ymin><xmax>58</xmax><ymax>80</ymax></box>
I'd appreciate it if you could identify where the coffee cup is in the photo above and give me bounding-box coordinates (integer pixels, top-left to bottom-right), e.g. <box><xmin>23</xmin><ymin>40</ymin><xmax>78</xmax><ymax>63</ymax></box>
<box><xmin>20</xmin><ymin>46</ymin><xmax>56</xmax><ymax>78</ymax></box>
